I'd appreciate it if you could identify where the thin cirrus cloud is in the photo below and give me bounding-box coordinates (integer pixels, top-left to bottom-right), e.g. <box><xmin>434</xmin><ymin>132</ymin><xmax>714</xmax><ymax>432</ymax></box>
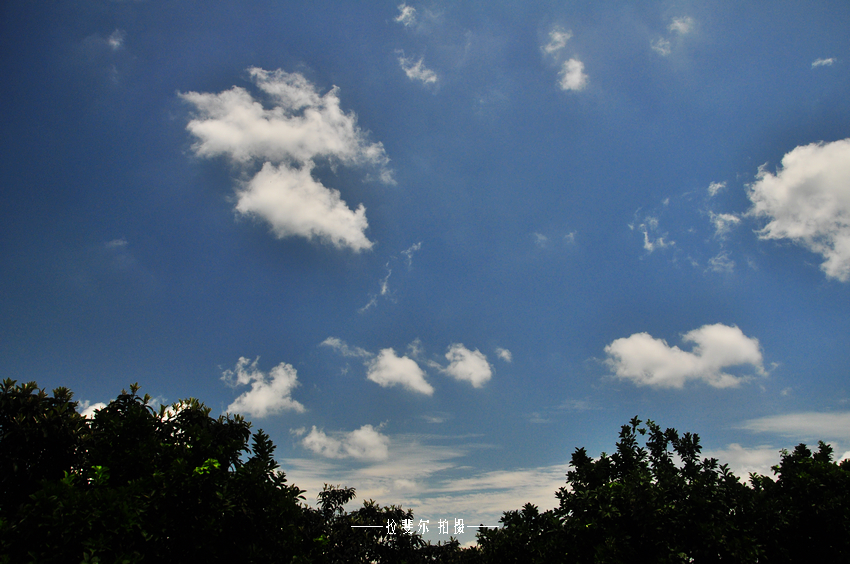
<box><xmin>221</xmin><ymin>356</ymin><xmax>306</xmax><ymax>418</ymax></box>
<box><xmin>747</xmin><ymin>138</ymin><xmax>850</xmax><ymax>281</ymax></box>
<box><xmin>299</xmin><ymin>424</ymin><xmax>390</xmax><ymax>461</ymax></box>
<box><xmin>181</xmin><ymin>67</ymin><xmax>393</xmax><ymax>252</ymax></box>
<box><xmin>604</xmin><ymin>323</ymin><xmax>765</xmax><ymax>389</ymax></box>
<box><xmin>739</xmin><ymin>412</ymin><xmax>850</xmax><ymax>441</ymax></box>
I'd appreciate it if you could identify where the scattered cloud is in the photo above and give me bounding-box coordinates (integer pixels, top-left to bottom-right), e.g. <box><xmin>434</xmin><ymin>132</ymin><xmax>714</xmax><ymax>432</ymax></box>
<box><xmin>739</xmin><ymin>412</ymin><xmax>850</xmax><ymax>441</ymax></box>
<box><xmin>707</xmin><ymin>251</ymin><xmax>735</xmax><ymax>273</ymax></box>
<box><xmin>707</xmin><ymin>181</ymin><xmax>727</xmax><ymax>197</ymax></box>
<box><xmin>367</xmin><ymin>348</ymin><xmax>434</xmax><ymax>395</ymax></box>
<box><xmin>746</xmin><ymin>138</ymin><xmax>850</xmax><ymax>281</ymax></box>
<box><xmin>301</xmin><ymin>424</ymin><xmax>390</xmax><ymax>461</ymax></box>
<box><xmin>182</xmin><ymin>67</ymin><xmax>393</xmax><ymax>251</ymax></box>
<box><xmin>558</xmin><ymin>59</ymin><xmax>588</xmax><ymax>91</ymax></box>
<box><xmin>398</xmin><ymin>55</ymin><xmax>438</xmax><ymax>84</ymax></box>
<box><xmin>651</xmin><ymin>38</ymin><xmax>671</xmax><ymax>56</ymax></box>
<box><xmin>401</xmin><ymin>242</ymin><xmax>422</xmax><ymax>269</ymax></box>
<box><xmin>710</xmin><ymin>212</ymin><xmax>741</xmax><ymax>239</ymax></box>
<box><xmin>321</xmin><ymin>337</ymin><xmax>373</xmax><ymax>359</ymax></box>
<box><xmin>107</xmin><ymin>29</ymin><xmax>126</xmax><ymax>50</ymax></box>
<box><xmin>395</xmin><ymin>4</ymin><xmax>417</xmax><ymax>27</ymax></box>
<box><xmin>668</xmin><ymin>16</ymin><xmax>694</xmax><ymax>35</ymax></box>
<box><xmin>812</xmin><ymin>57</ymin><xmax>836</xmax><ymax>68</ymax></box>
<box><xmin>221</xmin><ymin>356</ymin><xmax>306</xmax><ymax>417</ymax></box>
<box><xmin>495</xmin><ymin>348</ymin><xmax>512</xmax><ymax>363</ymax></box>
<box><xmin>532</xmin><ymin>232</ymin><xmax>549</xmax><ymax>247</ymax></box>
<box><xmin>604</xmin><ymin>323</ymin><xmax>765</xmax><ymax>389</ymax></box>
<box><xmin>636</xmin><ymin>216</ymin><xmax>673</xmax><ymax>252</ymax></box>
<box><xmin>543</xmin><ymin>27</ymin><xmax>572</xmax><ymax>55</ymax></box>
<box><xmin>442</xmin><ymin>344</ymin><xmax>492</xmax><ymax>388</ymax></box>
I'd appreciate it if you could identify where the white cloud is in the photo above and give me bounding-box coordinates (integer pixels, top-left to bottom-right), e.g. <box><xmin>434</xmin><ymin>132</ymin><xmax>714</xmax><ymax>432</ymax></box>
<box><xmin>221</xmin><ymin>356</ymin><xmax>306</xmax><ymax>417</ymax></box>
<box><xmin>668</xmin><ymin>16</ymin><xmax>694</xmax><ymax>35</ymax></box>
<box><xmin>495</xmin><ymin>347</ymin><xmax>512</xmax><ymax>363</ymax></box>
<box><xmin>558</xmin><ymin>59</ymin><xmax>588</xmax><ymax>91</ymax></box>
<box><xmin>604</xmin><ymin>323</ymin><xmax>765</xmax><ymax>389</ymax></box>
<box><xmin>707</xmin><ymin>181</ymin><xmax>727</xmax><ymax>197</ymax></box>
<box><xmin>703</xmin><ymin>444</ymin><xmax>781</xmax><ymax>478</ymax></box>
<box><xmin>107</xmin><ymin>29</ymin><xmax>125</xmax><ymax>50</ymax></box>
<box><xmin>78</xmin><ymin>400</ymin><xmax>108</xmax><ymax>418</ymax></box>
<box><xmin>543</xmin><ymin>27</ymin><xmax>572</xmax><ymax>55</ymax></box>
<box><xmin>401</xmin><ymin>242</ymin><xmax>422</xmax><ymax>268</ymax></box>
<box><xmin>302</xmin><ymin>424</ymin><xmax>390</xmax><ymax>460</ymax></box>
<box><xmin>651</xmin><ymin>37</ymin><xmax>672</xmax><ymax>56</ymax></box>
<box><xmin>812</xmin><ymin>57</ymin><xmax>836</xmax><ymax>68</ymax></box>
<box><xmin>739</xmin><ymin>412</ymin><xmax>850</xmax><ymax>441</ymax></box>
<box><xmin>443</xmin><ymin>344</ymin><xmax>492</xmax><ymax>388</ymax></box>
<box><xmin>321</xmin><ymin>337</ymin><xmax>373</xmax><ymax>358</ymax></box>
<box><xmin>367</xmin><ymin>348</ymin><xmax>434</xmax><ymax>395</ymax></box>
<box><xmin>747</xmin><ymin>139</ymin><xmax>850</xmax><ymax>281</ymax></box>
<box><xmin>395</xmin><ymin>4</ymin><xmax>417</xmax><ymax>27</ymax></box>
<box><xmin>707</xmin><ymin>251</ymin><xmax>735</xmax><ymax>273</ymax></box>
<box><xmin>533</xmin><ymin>232</ymin><xmax>548</xmax><ymax>247</ymax></box>
<box><xmin>182</xmin><ymin>67</ymin><xmax>392</xmax><ymax>251</ymax></box>
<box><xmin>711</xmin><ymin>212</ymin><xmax>741</xmax><ymax>238</ymax></box>
<box><xmin>398</xmin><ymin>55</ymin><xmax>438</xmax><ymax>84</ymax></box>
<box><xmin>639</xmin><ymin>216</ymin><xmax>673</xmax><ymax>252</ymax></box>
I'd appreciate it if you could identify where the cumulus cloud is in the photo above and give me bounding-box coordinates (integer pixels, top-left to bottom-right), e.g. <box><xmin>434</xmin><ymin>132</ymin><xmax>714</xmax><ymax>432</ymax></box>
<box><xmin>496</xmin><ymin>347</ymin><xmax>512</xmax><ymax>363</ymax></box>
<box><xmin>558</xmin><ymin>59</ymin><xmax>588</xmax><ymax>91</ymax></box>
<box><xmin>301</xmin><ymin>424</ymin><xmax>390</xmax><ymax>460</ymax></box>
<box><xmin>395</xmin><ymin>4</ymin><xmax>417</xmax><ymax>27</ymax></box>
<box><xmin>746</xmin><ymin>139</ymin><xmax>850</xmax><ymax>281</ymax></box>
<box><xmin>222</xmin><ymin>356</ymin><xmax>306</xmax><ymax>417</ymax></box>
<box><xmin>367</xmin><ymin>348</ymin><xmax>434</xmax><ymax>395</ymax></box>
<box><xmin>398</xmin><ymin>55</ymin><xmax>438</xmax><ymax>84</ymax></box>
<box><xmin>182</xmin><ymin>67</ymin><xmax>392</xmax><ymax>251</ymax></box>
<box><xmin>443</xmin><ymin>344</ymin><xmax>492</xmax><ymax>388</ymax></box>
<box><xmin>604</xmin><ymin>323</ymin><xmax>765</xmax><ymax>389</ymax></box>
<box><xmin>543</xmin><ymin>27</ymin><xmax>572</xmax><ymax>54</ymax></box>
<box><xmin>812</xmin><ymin>57</ymin><xmax>836</xmax><ymax>68</ymax></box>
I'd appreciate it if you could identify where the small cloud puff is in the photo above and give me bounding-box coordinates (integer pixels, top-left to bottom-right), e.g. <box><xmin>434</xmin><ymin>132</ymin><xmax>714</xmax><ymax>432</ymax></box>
<box><xmin>398</xmin><ymin>55</ymin><xmax>438</xmax><ymax>84</ymax></box>
<box><xmin>443</xmin><ymin>344</ymin><xmax>492</xmax><ymax>388</ymax></box>
<box><xmin>812</xmin><ymin>58</ymin><xmax>836</xmax><ymax>68</ymax></box>
<box><xmin>604</xmin><ymin>323</ymin><xmax>765</xmax><ymax>389</ymax></box>
<box><xmin>558</xmin><ymin>59</ymin><xmax>588</xmax><ymax>91</ymax></box>
<box><xmin>301</xmin><ymin>424</ymin><xmax>390</xmax><ymax>460</ymax></box>
<box><xmin>222</xmin><ymin>356</ymin><xmax>306</xmax><ymax>417</ymax></box>
<box><xmin>367</xmin><ymin>348</ymin><xmax>434</xmax><ymax>395</ymax></box>
<box><xmin>495</xmin><ymin>348</ymin><xmax>512</xmax><ymax>363</ymax></box>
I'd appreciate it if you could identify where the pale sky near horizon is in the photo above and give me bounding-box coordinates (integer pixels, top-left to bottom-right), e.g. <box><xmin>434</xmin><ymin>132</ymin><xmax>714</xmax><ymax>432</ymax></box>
<box><xmin>2</xmin><ymin>0</ymin><xmax>850</xmax><ymax>543</ymax></box>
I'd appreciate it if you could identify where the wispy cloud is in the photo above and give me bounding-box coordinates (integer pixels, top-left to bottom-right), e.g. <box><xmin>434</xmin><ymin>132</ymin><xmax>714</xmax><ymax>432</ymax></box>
<box><xmin>707</xmin><ymin>181</ymin><xmax>727</xmax><ymax>197</ymax></box>
<box><xmin>221</xmin><ymin>356</ymin><xmax>306</xmax><ymax>417</ymax></box>
<box><xmin>604</xmin><ymin>323</ymin><xmax>765</xmax><ymax>389</ymax></box>
<box><xmin>107</xmin><ymin>29</ymin><xmax>126</xmax><ymax>50</ymax></box>
<box><xmin>739</xmin><ymin>412</ymin><xmax>850</xmax><ymax>441</ymax></box>
<box><xmin>812</xmin><ymin>57</ymin><xmax>836</xmax><ymax>68</ymax></box>
<box><xmin>401</xmin><ymin>242</ymin><xmax>422</xmax><ymax>269</ymax></box>
<box><xmin>395</xmin><ymin>4</ymin><xmax>417</xmax><ymax>27</ymax></box>
<box><xmin>321</xmin><ymin>337</ymin><xmax>373</xmax><ymax>359</ymax></box>
<box><xmin>542</xmin><ymin>27</ymin><xmax>572</xmax><ymax>55</ymax></box>
<box><xmin>398</xmin><ymin>55</ymin><xmax>438</xmax><ymax>84</ymax></box>
<box><xmin>668</xmin><ymin>16</ymin><xmax>694</xmax><ymax>35</ymax></box>
<box><xmin>495</xmin><ymin>348</ymin><xmax>512</xmax><ymax>363</ymax></box>
<box><xmin>747</xmin><ymin>138</ymin><xmax>850</xmax><ymax>281</ymax></box>
<box><xmin>182</xmin><ymin>67</ymin><xmax>393</xmax><ymax>251</ymax></box>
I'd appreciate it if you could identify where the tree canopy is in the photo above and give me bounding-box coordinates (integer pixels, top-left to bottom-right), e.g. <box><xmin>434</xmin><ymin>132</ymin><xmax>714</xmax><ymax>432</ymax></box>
<box><xmin>2</xmin><ymin>380</ymin><xmax>849</xmax><ymax>563</ymax></box>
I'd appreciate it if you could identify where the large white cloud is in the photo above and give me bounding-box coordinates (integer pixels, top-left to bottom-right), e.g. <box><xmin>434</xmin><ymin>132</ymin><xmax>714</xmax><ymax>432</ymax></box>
<box><xmin>367</xmin><ymin>348</ymin><xmax>434</xmax><ymax>395</ymax></box>
<box><xmin>182</xmin><ymin>67</ymin><xmax>392</xmax><ymax>251</ymax></box>
<box><xmin>443</xmin><ymin>344</ymin><xmax>492</xmax><ymax>388</ymax></box>
<box><xmin>301</xmin><ymin>424</ymin><xmax>389</xmax><ymax>460</ymax></box>
<box><xmin>604</xmin><ymin>323</ymin><xmax>765</xmax><ymax>389</ymax></box>
<box><xmin>747</xmin><ymin>139</ymin><xmax>850</xmax><ymax>281</ymax></box>
<box><xmin>222</xmin><ymin>357</ymin><xmax>306</xmax><ymax>417</ymax></box>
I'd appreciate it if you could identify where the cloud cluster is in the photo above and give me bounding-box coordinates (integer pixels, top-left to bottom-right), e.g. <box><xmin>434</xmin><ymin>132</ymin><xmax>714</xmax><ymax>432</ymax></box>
<box><xmin>300</xmin><ymin>424</ymin><xmax>390</xmax><ymax>460</ymax></box>
<box><xmin>182</xmin><ymin>67</ymin><xmax>392</xmax><ymax>251</ymax></box>
<box><xmin>604</xmin><ymin>323</ymin><xmax>765</xmax><ymax>389</ymax></box>
<box><xmin>747</xmin><ymin>139</ymin><xmax>850</xmax><ymax>281</ymax></box>
<box><xmin>221</xmin><ymin>356</ymin><xmax>306</xmax><ymax>417</ymax></box>
<box><xmin>324</xmin><ymin>338</ymin><xmax>495</xmax><ymax>394</ymax></box>
<box><xmin>542</xmin><ymin>26</ymin><xmax>587</xmax><ymax>92</ymax></box>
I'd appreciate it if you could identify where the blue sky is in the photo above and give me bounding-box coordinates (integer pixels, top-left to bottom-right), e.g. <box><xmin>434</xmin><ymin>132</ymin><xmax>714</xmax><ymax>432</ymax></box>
<box><xmin>3</xmin><ymin>0</ymin><xmax>850</xmax><ymax>541</ymax></box>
